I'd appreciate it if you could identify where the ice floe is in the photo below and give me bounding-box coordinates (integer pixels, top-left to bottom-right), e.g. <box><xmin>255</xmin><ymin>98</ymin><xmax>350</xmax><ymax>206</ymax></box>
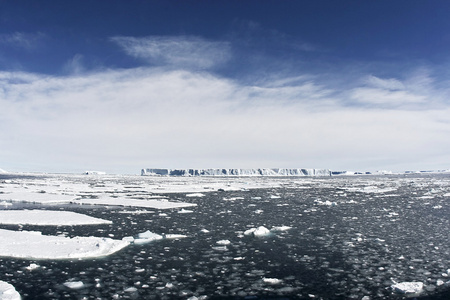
<box><xmin>63</xmin><ymin>281</ymin><xmax>85</xmax><ymax>289</ymax></box>
<box><xmin>0</xmin><ymin>229</ymin><xmax>129</xmax><ymax>259</ymax></box>
<box><xmin>75</xmin><ymin>196</ymin><xmax>196</xmax><ymax>209</ymax></box>
<box><xmin>0</xmin><ymin>191</ymin><xmax>77</xmax><ymax>204</ymax></box>
<box><xmin>391</xmin><ymin>281</ymin><xmax>424</xmax><ymax>294</ymax></box>
<box><xmin>0</xmin><ymin>281</ymin><xmax>20</xmax><ymax>300</ymax></box>
<box><xmin>0</xmin><ymin>210</ymin><xmax>112</xmax><ymax>226</ymax></box>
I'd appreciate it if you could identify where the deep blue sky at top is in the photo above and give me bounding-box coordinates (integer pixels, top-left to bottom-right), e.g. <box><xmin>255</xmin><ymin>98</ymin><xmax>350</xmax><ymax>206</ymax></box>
<box><xmin>2</xmin><ymin>0</ymin><xmax>450</xmax><ymax>81</ymax></box>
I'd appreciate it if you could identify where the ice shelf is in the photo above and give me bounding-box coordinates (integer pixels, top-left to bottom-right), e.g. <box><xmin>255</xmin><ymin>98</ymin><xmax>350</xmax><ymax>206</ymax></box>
<box><xmin>141</xmin><ymin>168</ymin><xmax>331</xmax><ymax>176</ymax></box>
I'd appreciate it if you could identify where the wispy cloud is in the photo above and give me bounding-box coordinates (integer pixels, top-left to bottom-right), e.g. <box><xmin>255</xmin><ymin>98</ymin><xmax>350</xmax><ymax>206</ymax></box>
<box><xmin>1</xmin><ymin>61</ymin><xmax>449</xmax><ymax>174</ymax></box>
<box><xmin>1</xmin><ymin>35</ymin><xmax>449</xmax><ymax>173</ymax></box>
<box><xmin>0</xmin><ymin>32</ymin><xmax>46</xmax><ymax>50</ymax></box>
<box><xmin>111</xmin><ymin>36</ymin><xmax>231</xmax><ymax>69</ymax></box>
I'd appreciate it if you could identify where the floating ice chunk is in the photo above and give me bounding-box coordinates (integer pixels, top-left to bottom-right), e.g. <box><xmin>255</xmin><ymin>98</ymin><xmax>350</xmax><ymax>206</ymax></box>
<box><xmin>263</xmin><ymin>277</ymin><xmax>282</xmax><ymax>285</ymax></box>
<box><xmin>271</xmin><ymin>226</ymin><xmax>292</xmax><ymax>232</ymax></box>
<box><xmin>64</xmin><ymin>281</ymin><xmax>84</xmax><ymax>289</ymax></box>
<box><xmin>254</xmin><ymin>226</ymin><xmax>271</xmax><ymax>237</ymax></box>
<box><xmin>244</xmin><ymin>226</ymin><xmax>271</xmax><ymax>237</ymax></box>
<box><xmin>216</xmin><ymin>240</ymin><xmax>231</xmax><ymax>245</ymax></box>
<box><xmin>314</xmin><ymin>199</ymin><xmax>337</xmax><ymax>206</ymax></box>
<box><xmin>165</xmin><ymin>234</ymin><xmax>187</xmax><ymax>239</ymax></box>
<box><xmin>178</xmin><ymin>209</ymin><xmax>194</xmax><ymax>214</ymax></box>
<box><xmin>124</xmin><ymin>287</ymin><xmax>138</xmax><ymax>292</ymax></box>
<box><xmin>391</xmin><ymin>281</ymin><xmax>424</xmax><ymax>294</ymax></box>
<box><xmin>133</xmin><ymin>231</ymin><xmax>164</xmax><ymax>244</ymax></box>
<box><xmin>200</xmin><ymin>229</ymin><xmax>210</xmax><ymax>233</ymax></box>
<box><xmin>0</xmin><ymin>210</ymin><xmax>112</xmax><ymax>226</ymax></box>
<box><xmin>185</xmin><ymin>193</ymin><xmax>205</xmax><ymax>197</ymax></box>
<box><xmin>0</xmin><ymin>281</ymin><xmax>21</xmax><ymax>300</ymax></box>
<box><xmin>270</xmin><ymin>195</ymin><xmax>281</xmax><ymax>199</ymax></box>
<box><xmin>25</xmin><ymin>263</ymin><xmax>40</xmax><ymax>271</ymax></box>
<box><xmin>0</xmin><ymin>229</ymin><xmax>129</xmax><ymax>259</ymax></box>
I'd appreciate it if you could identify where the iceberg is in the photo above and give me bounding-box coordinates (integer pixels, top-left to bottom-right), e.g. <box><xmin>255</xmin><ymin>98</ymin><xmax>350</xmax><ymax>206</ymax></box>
<box><xmin>0</xmin><ymin>229</ymin><xmax>129</xmax><ymax>259</ymax></box>
<box><xmin>141</xmin><ymin>168</ymin><xmax>331</xmax><ymax>176</ymax></box>
<box><xmin>0</xmin><ymin>281</ymin><xmax>20</xmax><ymax>300</ymax></box>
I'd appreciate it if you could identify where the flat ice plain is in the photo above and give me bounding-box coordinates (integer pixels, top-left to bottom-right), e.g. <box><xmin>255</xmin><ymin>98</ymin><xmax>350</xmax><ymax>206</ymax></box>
<box><xmin>0</xmin><ymin>172</ymin><xmax>449</xmax><ymax>299</ymax></box>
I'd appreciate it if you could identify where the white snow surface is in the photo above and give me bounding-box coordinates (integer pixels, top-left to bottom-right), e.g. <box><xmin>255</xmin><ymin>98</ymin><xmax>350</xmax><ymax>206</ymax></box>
<box><xmin>0</xmin><ymin>192</ymin><xmax>77</xmax><ymax>204</ymax></box>
<box><xmin>0</xmin><ymin>229</ymin><xmax>129</xmax><ymax>259</ymax></box>
<box><xmin>0</xmin><ymin>210</ymin><xmax>112</xmax><ymax>226</ymax></box>
<box><xmin>0</xmin><ymin>281</ymin><xmax>20</xmax><ymax>300</ymax></box>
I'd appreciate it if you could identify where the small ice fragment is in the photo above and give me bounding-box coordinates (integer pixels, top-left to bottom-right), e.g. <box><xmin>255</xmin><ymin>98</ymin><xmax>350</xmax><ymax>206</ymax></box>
<box><xmin>437</xmin><ymin>279</ymin><xmax>445</xmax><ymax>286</ymax></box>
<box><xmin>200</xmin><ymin>229</ymin><xmax>210</xmax><ymax>233</ymax></box>
<box><xmin>186</xmin><ymin>193</ymin><xmax>205</xmax><ymax>197</ymax></box>
<box><xmin>216</xmin><ymin>240</ymin><xmax>231</xmax><ymax>245</ymax></box>
<box><xmin>271</xmin><ymin>226</ymin><xmax>292</xmax><ymax>232</ymax></box>
<box><xmin>263</xmin><ymin>278</ymin><xmax>282</xmax><ymax>285</ymax></box>
<box><xmin>178</xmin><ymin>209</ymin><xmax>194</xmax><ymax>214</ymax></box>
<box><xmin>25</xmin><ymin>263</ymin><xmax>40</xmax><ymax>271</ymax></box>
<box><xmin>165</xmin><ymin>234</ymin><xmax>187</xmax><ymax>239</ymax></box>
<box><xmin>124</xmin><ymin>287</ymin><xmax>138</xmax><ymax>292</ymax></box>
<box><xmin>64</xmin><ymin>281</ymin><xmax>84</xmax><ymax>289</ymax></box>
<box><xmin>391</xmin><ymin>282</ymin><xmax>424</xmax><ymax>294</ymax></box>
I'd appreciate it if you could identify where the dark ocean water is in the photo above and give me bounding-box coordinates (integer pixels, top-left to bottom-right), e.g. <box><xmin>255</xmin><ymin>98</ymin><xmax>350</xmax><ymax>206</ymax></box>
<box><xmin>1</xmin><ymin>174</ymin><xmax>450</xmax><ymax>299</ymax></box>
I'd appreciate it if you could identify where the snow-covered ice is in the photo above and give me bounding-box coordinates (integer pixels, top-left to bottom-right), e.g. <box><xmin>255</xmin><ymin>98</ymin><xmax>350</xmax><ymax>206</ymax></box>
<box><xmin>75</xmin><ymin>196</ymin><xmax>196</xmax><ymax>209</ymax></box>
<box><xmin>0</xmin><ymin>210</ymin><xmax>112</xmax><ymax>226</ymax></box>
<box><xmin>0</xmin><ymin>229</ymin><xmax>128</xmax><ymax>259</ymax></box>
<box><xmin>391</xmin><ymin>281</ymin><xmax>424</xmax><ymax>294</ymax></box>
<box><xmin>63</xmin><ymin>281</ymin><xmax>85</xmax><ymax>289</ymax></box>
<box><xmin>0</xmin><ymin>281</ymin><xmax>20</xmax><ymax>300</ymax></box>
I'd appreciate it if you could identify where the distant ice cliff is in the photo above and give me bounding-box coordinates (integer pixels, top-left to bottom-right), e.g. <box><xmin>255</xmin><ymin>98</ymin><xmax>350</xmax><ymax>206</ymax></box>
<box><xmin>141</xmin><ymin>168</ymin><xmax>331</xmax><ymax>176</ymax></box>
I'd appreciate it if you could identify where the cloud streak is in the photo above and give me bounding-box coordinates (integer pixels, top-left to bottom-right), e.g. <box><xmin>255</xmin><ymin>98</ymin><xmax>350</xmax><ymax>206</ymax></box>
<box><xmin>111</xmin><ymin>36</ymin><xmax>231</xmax><ymax>69</ymax></box>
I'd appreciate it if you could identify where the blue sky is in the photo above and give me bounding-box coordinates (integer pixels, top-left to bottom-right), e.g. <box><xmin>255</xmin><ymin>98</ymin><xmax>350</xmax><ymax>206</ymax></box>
<box><xmin>1</xmin><ymin>1</ymin><xmax>450</xmax><ymax>174</ymax></box>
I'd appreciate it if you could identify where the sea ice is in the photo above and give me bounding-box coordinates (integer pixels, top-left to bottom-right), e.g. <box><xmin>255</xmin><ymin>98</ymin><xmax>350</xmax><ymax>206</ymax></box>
<box><xmin>0</xmin><ymin>210</ymin><xmax>112</xmax><ymax>226</ymax></box>
<box><xmin>185</xmin><ymin>193</ymin><xmax>205</xmax><ymax>197</ymax></box>
<box><xmin>0</xmin><ymin>229</ymin><xmax>129</xmax><ymax>259</ymax></box>
<box><xmin>391</xmin><ymin>281</ymin><xmax>424</xmax><ymax>294</ymax></box>
<box><xmin>63</xmin><ymin>281</ymin><xmax>85</xmax><ymax>289</ymax></box>
<box><xmin>76</xmin><ymin>196</ymin><xmax>196</xmax><ymax>209</ymax></box>
<box><xmin>263</xmin><ymin>278</ymin><xmax>283</xmax><ymax>285</ymax></box>
<box><xmin>0</xmin><ymin>281</ymin><xmax>20</xmax><ymax>300</ymax></box>
<box><xmin>216</xmin><ymin>240</ymin><xmax>231</xmax><ymax>245</ymax></box>
<box><xmin>271</xmin><ymin>226</ymin><xmax>292</xmax><ymax>232</ymax></box>
<box><xmin>244</xmin><ymin>226</ymin><xmax>271</xmax><ymax>237</ymax></box>
<box><xmin>0</xmin><ymin>191</ymin><xmax>77</xmax><ymax>204</ymax></box>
